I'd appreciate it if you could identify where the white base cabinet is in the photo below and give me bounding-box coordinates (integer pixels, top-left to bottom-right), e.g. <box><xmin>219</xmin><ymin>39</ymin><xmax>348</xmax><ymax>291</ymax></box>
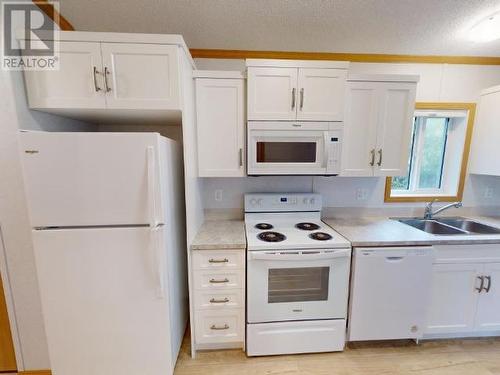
<box><xmin>191</xmin><ymin>249</ymin><xmax>245</xmax><ymax>350</ymax></box>
<box><xmin>341</xmin><ymin>75</ymin><xmax>418</xmax><ymax>177</ymax></box>
<box><xmin>195</xmin><ymin>72</ymin><xmax>245</xmax><ymax>177</ymax></box>
<box><xmin>424</xmin><ymin>245</ymin><xmax>500</xmax><ymax>337</ymax></box>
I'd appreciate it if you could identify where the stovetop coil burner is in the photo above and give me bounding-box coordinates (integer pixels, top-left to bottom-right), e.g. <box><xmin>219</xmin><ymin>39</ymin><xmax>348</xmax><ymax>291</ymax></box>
<box><xmin>255</xmin><ymin>223</ymin><xmax>274</xmax><ymax>230</ymax></box>
<box><xmin>295</xmin><ymin>222</ymin><xmax>320</xmax><ymax>231</ymax></box>
<box><xmin>309</xmin><ymin>232</ymin><xmax>333</xmax><ymax>241</ymax></box>
<box><xmin>258</xmin><ymin>231</ymin><xmax>286</xmax><ymax>242</ymax></box>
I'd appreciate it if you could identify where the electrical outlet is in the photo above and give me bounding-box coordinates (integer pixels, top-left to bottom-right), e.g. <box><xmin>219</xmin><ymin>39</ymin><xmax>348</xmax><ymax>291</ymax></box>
<box><xmin>215</xmin><ymin>189</ymin><xmax>223</xmax><ymax>201</ymax></box>
<box><xmin>356</xmin><ymin>188</ymin><xmax>368</xmax><ymax>201</ymax></box>
<box><xmin>484</xmin><ymin>187</ymin><xmax>494</xmax><ymax>199</ymax></box>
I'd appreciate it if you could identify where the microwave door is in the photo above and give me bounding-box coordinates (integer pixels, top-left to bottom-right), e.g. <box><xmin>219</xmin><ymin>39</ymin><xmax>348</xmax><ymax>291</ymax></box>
<box><xmin>248</xmin><ymin>130</ymin><xmax>327</xmax><ymax>175</ymax></box>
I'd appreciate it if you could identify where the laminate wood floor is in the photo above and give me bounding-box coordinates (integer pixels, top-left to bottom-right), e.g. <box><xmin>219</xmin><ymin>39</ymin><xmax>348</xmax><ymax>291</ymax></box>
<box><xmin>175</xmin><ymin>333</ymin><xmax>500</xmax><ymax>375</ymax></box>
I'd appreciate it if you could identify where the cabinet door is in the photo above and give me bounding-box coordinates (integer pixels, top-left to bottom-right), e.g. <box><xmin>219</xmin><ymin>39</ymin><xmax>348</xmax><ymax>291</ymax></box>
<box><xmin>475</xmin><ymin>263</ymin><xmax>500</xmax><ymax>331</ymax></box>
<box><xmin>425</xmin><ymin>263</ymin><xmax>482</xmax><ymax>335</ymax></box>
<box><xmin>195</xmin><ymin>78</ymin><xmax>245</xmax><ymax>177</ymax></box>
<box><xmin>24</xmin><ymin>41</ymin><xmax>106</xmax><ymax>109</ymax></box>
<box><xmin>340</xmin><ymin>82</ymin><xmax>378</xmax><ymax>176</ymax></box>
<box><xmin>247</xmin><ymin>67</ymin><xmax>298</xmax><ymax>120</ymax></box>
<box><xmin>374</xmin><ymin>82</ymin><xmax>416</xmax><ymax>176</ymax></box>
<box><xmin>296</xmin><ymin>68</ymin><xmax>346</xmax><ymax>121</ymax></box>
<box><xmin>101</xmin><ymin>43</ymin><xmax>180</xmax><ymax>110</ymax></box>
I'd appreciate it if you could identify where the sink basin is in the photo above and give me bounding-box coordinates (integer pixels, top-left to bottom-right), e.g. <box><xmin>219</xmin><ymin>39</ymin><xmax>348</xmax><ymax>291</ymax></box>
<box><xmin>436</xmin><ymin>218</ymin><xmax>500</xmax><ymax>234</ymax></box>
<box><xmin>397</xmin><ymin>219</ymin><xmax>467</xmax><ymax>235</ymax></box>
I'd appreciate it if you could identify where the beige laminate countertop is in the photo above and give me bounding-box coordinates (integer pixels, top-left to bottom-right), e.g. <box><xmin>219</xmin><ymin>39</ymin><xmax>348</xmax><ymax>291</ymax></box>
<box><xmin>324</xmin><ymin>216</ymin><xmax>500</xmax><ymax>247</ymax></box>
<box><xmin>190</xmin><ymin>220</ymin><xmax>246</xmax><ymax>250</ymax></box>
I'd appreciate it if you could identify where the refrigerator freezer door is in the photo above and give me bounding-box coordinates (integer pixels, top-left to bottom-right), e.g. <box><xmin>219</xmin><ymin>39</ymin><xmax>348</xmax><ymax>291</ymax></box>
<box><xmin>20</xmin><ymin>132</ymin><xmax>167</xmax><ymax>227</ymax></box>
<box><xmin>32</xmin><ymin>226</ymin><xmax>174</xmax><ymax>375</ymax></box>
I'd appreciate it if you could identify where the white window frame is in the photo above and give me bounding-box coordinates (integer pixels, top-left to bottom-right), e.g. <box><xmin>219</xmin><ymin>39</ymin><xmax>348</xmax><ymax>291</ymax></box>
<box><xmin>390</xmin><ymin>110</ymin><xmax>468</xmax><ymax>199</ymax></box>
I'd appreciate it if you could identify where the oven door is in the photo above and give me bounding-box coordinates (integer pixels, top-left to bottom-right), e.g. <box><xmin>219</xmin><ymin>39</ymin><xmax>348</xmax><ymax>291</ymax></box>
<box><xmin>247</xmin><ymin>248</ymin><xmax>351</xmax><ymax>323</ymax></box>
<box><xmin>247</xmin><ymin>122</ymin><xmax>330</xmax><ymax>175</ymax></box>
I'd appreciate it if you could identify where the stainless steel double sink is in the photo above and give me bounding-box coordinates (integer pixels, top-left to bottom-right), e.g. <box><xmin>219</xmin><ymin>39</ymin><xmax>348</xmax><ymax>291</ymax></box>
<box><xmin>394</xmin><ymin>217</ymin><xmax>500</xmax><ymax>235</ymax></box>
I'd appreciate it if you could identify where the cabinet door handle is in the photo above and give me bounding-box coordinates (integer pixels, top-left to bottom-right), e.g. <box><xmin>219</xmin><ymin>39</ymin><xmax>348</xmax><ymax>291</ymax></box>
<box><xmin>209</xmin><ymin>278</ymin><xmax>229</xmax><ymax>284</ymax></box>
<box><xmin>377</xmin><ymin>149</ymin><xmax>383</xmax><ymax>166</ymax></box>
<box><xmin>299</xmin><ymin>88</ymin><xmax>304</xmax><ymax>110</ymax></box>
<box><xmin>210</xmin><ymin>297</ymin><xmax>230</xmax><ymax>304</ymax></box>
<box><xmin>239</xmin><ymin>148</ymin><xmax>243</xmax><ymax>167</ymax></box>
<box><xmin>484</xmin><ymin>275</ymin><xmax>492</xmax><ymax>293</ymax></box>
<box><xmin>208</xmin><ymin>258</ymin><xmax>229</xmax><ymax>264</ymax></box>
<box><xmin>476</xmin><ymin>276</ymin><xmax>485</xmax><ymax>293</ymax></box>
<box><xmin>291</xmin><ymin>88</ymin><xmax>296</xmax><ymax>109</ymax></box>
<box><xmin>210</xmin><ymin>324</ymin><xmax>229</xmax><ymax>330</ymax></box>
<box><xmin>104</xmin><ymin>67</ymin><xmax>112</xmax><ymax>92</ymax></box>
<box><xmin>369</xmin><ymin>149</ymin><xmax>375</xmax><ymax>166</ymax></box>
<box><xmin>93</xmin><ymin>66</ymin><xmax>101</xmax><ymax>92</ymax></box>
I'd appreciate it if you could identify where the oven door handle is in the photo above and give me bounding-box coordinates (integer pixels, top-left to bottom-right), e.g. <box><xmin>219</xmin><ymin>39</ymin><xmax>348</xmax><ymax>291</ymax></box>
<box><xmin>250</xmin><ymin>249</ymin><xmax>351</xmax><ymax>261</ymax></box>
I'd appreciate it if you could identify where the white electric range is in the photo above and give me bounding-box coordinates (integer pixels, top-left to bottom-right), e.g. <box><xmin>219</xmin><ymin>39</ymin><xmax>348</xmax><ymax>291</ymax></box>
<box><xmin>244</xmin><ymin>193</ymin><xmax>352</xmax><ymax>357</ymax></box>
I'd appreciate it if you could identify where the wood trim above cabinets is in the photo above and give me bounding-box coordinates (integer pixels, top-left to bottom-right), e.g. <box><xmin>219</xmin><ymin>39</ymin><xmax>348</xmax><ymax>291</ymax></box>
<box><xmin>32</xmin><ymin>0</ymin><xmax>75</xmax><ymax>31</ymax></box>
<box><xmin>190</xmin><ymin>49</ymin><xmax>500</xmax><ymax>66</ymax></box>
<box><xmin>384</xmin><ymin>102</ymin><xmax>476</xmax><ymax>203</ymax></box>
<box><xmin>18</xmin><ymin>371</ymin><xmax>52</xmax><ymax>375</ymax></box>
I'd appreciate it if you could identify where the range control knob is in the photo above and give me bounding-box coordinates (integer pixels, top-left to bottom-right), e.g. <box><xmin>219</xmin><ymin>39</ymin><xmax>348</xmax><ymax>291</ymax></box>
<box><xmin>303</xmin><ymin>197</ymin><xmax>309</xmax><ymax>204</ymax></box>
<box><xmin>250</xmin><ymin>198</ymin><xmax>257</xmax><ymax>205</ymax></box>
<box><xmin>310</xmin><ymin>198</ymin><xmax>316</xmax><ymax>205</ymax></box>
<box><xmin>257</xmin><ymin>199</ymin><xmax>263</xmax><ymax>205</ymax></box>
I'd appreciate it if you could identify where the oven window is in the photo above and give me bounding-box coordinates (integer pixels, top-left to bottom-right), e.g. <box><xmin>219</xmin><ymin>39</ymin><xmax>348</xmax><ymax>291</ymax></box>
<box><xmin>256</xmin><ymin>142</ymin><xmax>317</xmax><ymax>163</ymax></box>
<box><xmin>268</xmin><ymin>267</ymin><xmax>329</xmax><ymax>303</ymax></box>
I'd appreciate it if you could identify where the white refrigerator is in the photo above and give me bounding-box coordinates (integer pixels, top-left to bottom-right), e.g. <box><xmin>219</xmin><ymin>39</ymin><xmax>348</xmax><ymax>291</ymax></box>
<box><xmin>20</xmin><ymin>131</ymin><xmax>188</xmax><ymax>375</ymax></box>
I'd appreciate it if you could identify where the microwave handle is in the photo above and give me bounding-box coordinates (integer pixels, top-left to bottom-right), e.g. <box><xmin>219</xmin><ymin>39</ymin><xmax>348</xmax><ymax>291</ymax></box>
<box><xmin>250</xmin><ymin>249</ymin><xmax>351</xmax><ymax>261</ymax></box>
<box><xmin>323</xmin><ymin>132</ymin><xmax>329</xmax><ymax>168</ymax></box>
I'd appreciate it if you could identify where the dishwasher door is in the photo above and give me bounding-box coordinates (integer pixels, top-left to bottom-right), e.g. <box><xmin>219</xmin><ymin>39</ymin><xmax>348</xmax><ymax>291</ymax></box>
<box><xmin>348</xmin><ymin>247</ymin><xmax>434</xmax><ymax>341</ymax></box>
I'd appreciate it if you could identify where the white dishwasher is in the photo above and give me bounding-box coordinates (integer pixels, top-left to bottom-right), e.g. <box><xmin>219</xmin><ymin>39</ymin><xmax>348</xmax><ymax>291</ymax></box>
<box><xmin>348</xmin><ymin>247</ymin><xmax>434</xmax><ymax>341</ymax></box>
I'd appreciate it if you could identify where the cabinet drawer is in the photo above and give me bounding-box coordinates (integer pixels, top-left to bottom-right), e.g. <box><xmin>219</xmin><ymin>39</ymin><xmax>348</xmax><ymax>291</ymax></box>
<box><xmin>193</xmin><ymin>270</ymin><xmax>244</xmax><ymax>290</ymax></box>
<box><xmin>195</xmin><ymin>309</ymin><xmax>244</xmax><ymax>344</ymax></box>
<box><xmin>194</xmin><ymin>289</ymin><xmax>244</xmax><ymax>310</ymax></box>
<box><xmin>192</xmin><ymin>250</ymin><xmax>244</xmax><ymax>270</ymax></box>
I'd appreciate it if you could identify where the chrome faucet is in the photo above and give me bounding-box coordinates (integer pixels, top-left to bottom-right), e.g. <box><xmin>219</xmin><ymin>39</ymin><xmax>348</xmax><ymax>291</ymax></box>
<box><xmin>424</xmin><ymin>199</ymin><xmax>463</xmax><ymax>220</ymax></box>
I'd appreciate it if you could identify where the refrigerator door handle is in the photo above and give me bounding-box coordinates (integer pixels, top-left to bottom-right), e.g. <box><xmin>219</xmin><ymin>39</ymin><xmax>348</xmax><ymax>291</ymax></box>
<box><xmin>150</xmin><ymin>226</ymin><xmax>165</xmax><ymax>299</ymax></box>
<box><xmin>146</xmin><ymin>146</ymin><xmax>158</xmax><ymax>228</ymax></box>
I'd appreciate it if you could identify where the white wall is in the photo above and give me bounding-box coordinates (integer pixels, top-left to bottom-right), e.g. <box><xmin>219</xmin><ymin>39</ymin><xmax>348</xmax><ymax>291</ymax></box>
<box><xmin>0</xmin><ymin>68</ymin><xmax>94</xmax><ymax>370</ymax></box>
<box><xmin>195</xmin><ymin>58</ymin><xmax>500</xmax><ymax>212</ymax></box>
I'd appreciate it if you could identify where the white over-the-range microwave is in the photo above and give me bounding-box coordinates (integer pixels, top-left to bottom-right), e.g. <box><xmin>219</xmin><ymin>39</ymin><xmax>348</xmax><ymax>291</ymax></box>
<box><xmin>247</xmin><ymin>121</ymin><xmax>342</xmax><ymax>175</ymax></box>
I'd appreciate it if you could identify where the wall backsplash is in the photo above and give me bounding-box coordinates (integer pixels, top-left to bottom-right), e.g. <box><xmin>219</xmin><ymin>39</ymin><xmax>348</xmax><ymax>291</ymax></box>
<box><xmin>202</xmin><ymin>174</ymin><xmax>500</xmax><ymax>212</ymax></box>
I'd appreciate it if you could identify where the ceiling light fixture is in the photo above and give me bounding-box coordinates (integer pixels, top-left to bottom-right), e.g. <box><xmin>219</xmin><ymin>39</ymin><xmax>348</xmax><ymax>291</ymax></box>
<box><xmin>468</xmin><ymin>11</ymin><xmax>500</xmax><ymax>42</ymax></box>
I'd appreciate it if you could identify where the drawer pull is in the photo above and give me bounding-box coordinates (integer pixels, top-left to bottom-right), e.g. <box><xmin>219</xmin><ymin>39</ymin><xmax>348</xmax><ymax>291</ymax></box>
<box><xmin>208</xmin><ymin>258</ymin><xmax>229</xmax><ymax>263</ymax></box>
<box><xmin>210</xmin><ymin>324</ymin><xmax>229</xmax><ymax>330</ymax></box>
<box><xmin>209</xmin><ymin>278</ymin><xmax>229</xmax><ymax>284</ymax></box>
<box><xmin>210</xmin><ymin>297</ymin><xmax>229</xmax><ymax>303</ymax></box>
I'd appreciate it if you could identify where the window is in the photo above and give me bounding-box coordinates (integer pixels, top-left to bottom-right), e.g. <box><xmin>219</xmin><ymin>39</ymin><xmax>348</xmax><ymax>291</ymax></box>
<box><xmin>385</xmin><ymin>103</ymin><xmax>476</xmax><ymax>202</ymax></box>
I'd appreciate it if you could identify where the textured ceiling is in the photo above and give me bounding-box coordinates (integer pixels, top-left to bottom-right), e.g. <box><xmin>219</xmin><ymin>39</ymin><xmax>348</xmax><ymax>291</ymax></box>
<box><xmin>59</xmin><ymin>0</ymin><xmax>500</xmax><ymax>56</ymax></box>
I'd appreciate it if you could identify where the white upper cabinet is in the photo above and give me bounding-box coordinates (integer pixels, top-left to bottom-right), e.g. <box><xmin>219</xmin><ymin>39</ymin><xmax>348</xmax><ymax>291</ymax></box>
<box><xmin>340</xmin><ymin>82</ymin><xmax>379</xmax><ymax>176</ymax></box>
<box><xmin>101</xmin><ymin>43</ymin><xmax>180</xmax><ymax>110</ymax></box>
<box><xmin>469</xmin><ymin>85</ymin><xmax>500</xmax><ymax>176</ymax></box>
<box><xmin>195</xmin><ymin>72</ymin><xmax>245</xmax><ymax>177</ymax></box>
<box><xmin>341</xmin><ymin>75</ymin><xmax>418</xmax><ymax>177</ymax></box>
<box><xmin>296</xmin><ymin>68</ymin><xmax>347</xmax><ymax>121</ymax></box>
<box><xmin>246</xmin><ymin>59</ymin><xmax>349</xmax><ymax>122</ymax></box>
<box><xmin>24</xmin><ymin>41</ymin><xmax>106</xmax><ymax>109</ymax></box>
<box><xmin>247</xmin><ymin>67</ymin><xmax>298</xmax><ymax>121</ymax></box>
<box><xmin>20</xmin><ymin>31</ymin><xmax>193</xmax><ymax>122</ymax></box>
<box><xmin>374</xmin><ymin>82</ymin><xmax>417</xmax><ymax>176</ymax></box>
